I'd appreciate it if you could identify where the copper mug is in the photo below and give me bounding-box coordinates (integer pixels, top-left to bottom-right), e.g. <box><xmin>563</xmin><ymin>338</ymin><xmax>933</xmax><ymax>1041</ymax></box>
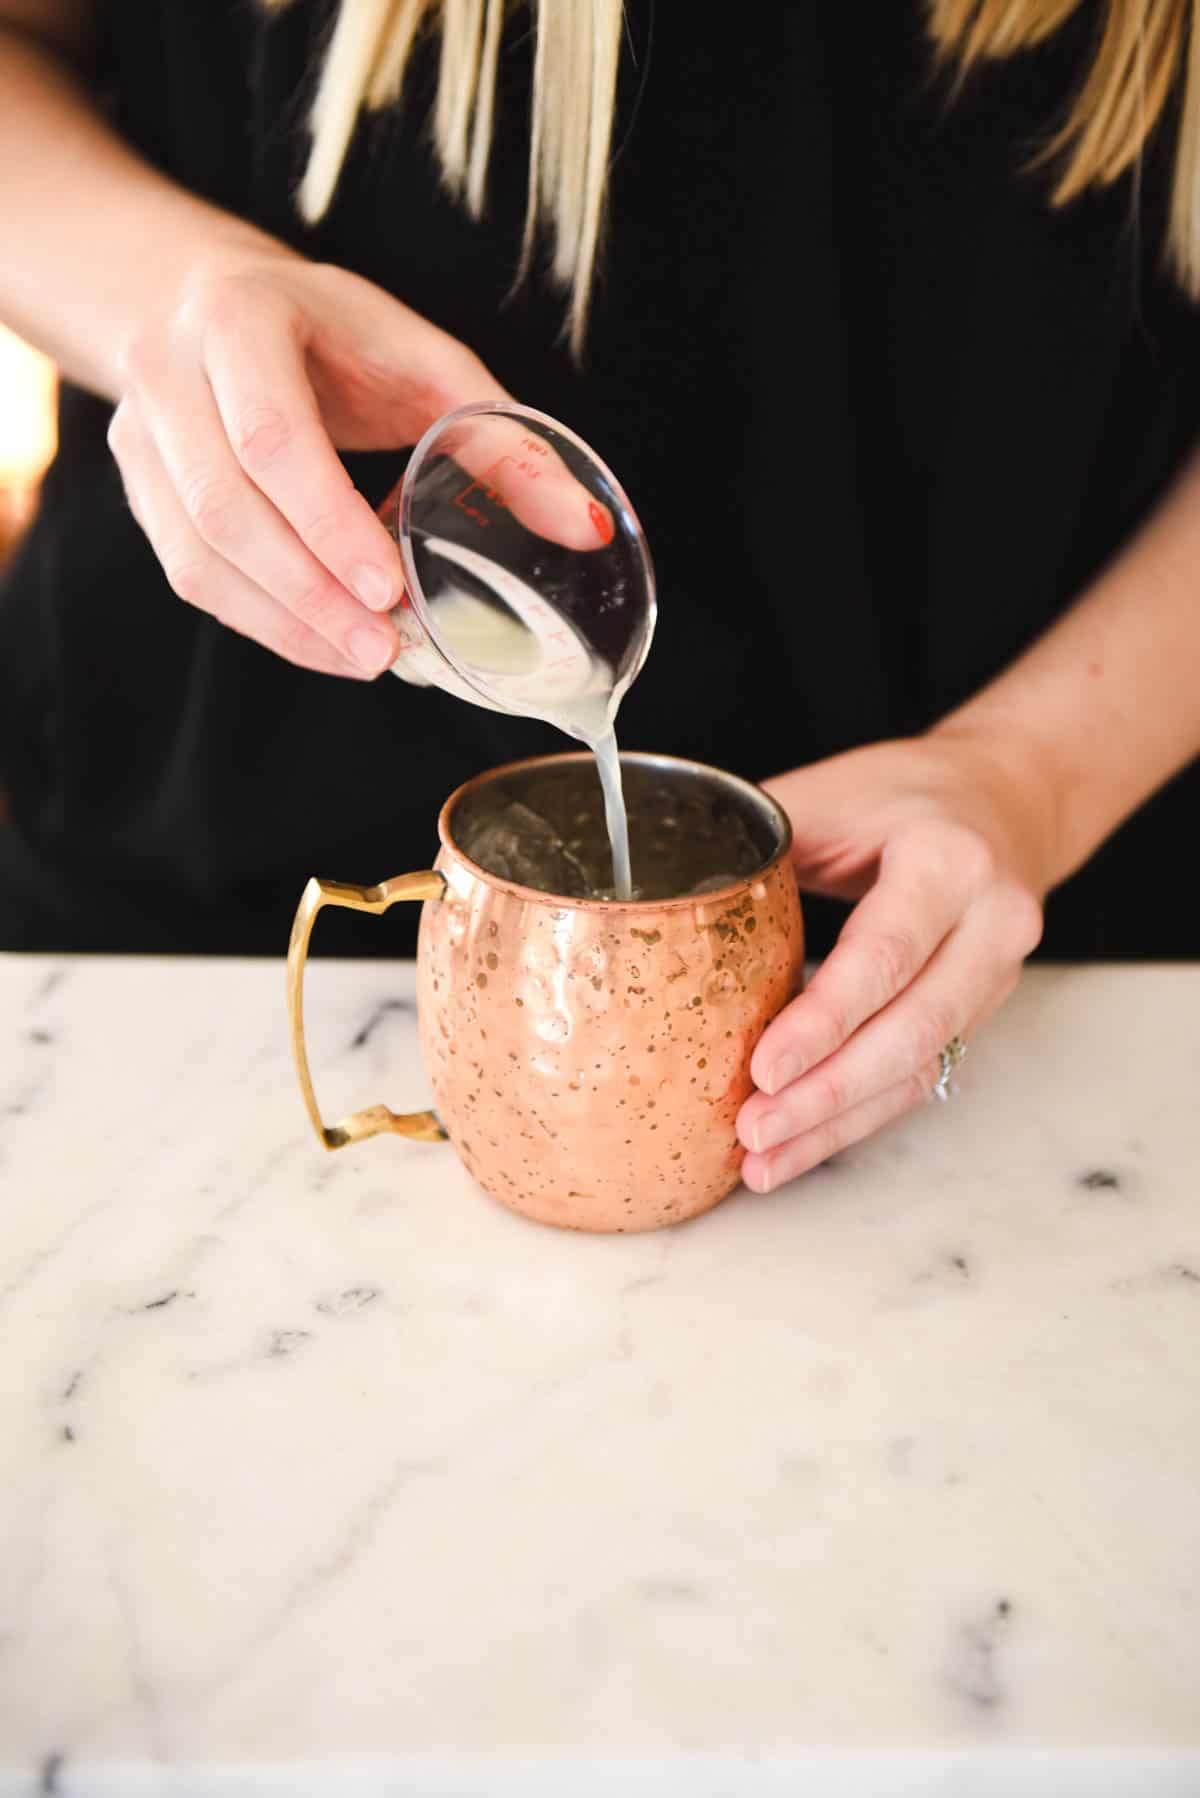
<box><xmin>287</xmin><ymin>752</ymin><xmax>804</xmax><ymax>1232</ymax></box>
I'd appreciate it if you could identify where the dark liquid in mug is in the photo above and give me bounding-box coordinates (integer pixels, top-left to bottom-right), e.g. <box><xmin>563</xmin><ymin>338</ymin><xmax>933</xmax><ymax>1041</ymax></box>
<box><xmin>454</xmin><ymin>760</ymin><xmax>775</xmax><ymax>901</ymax></box>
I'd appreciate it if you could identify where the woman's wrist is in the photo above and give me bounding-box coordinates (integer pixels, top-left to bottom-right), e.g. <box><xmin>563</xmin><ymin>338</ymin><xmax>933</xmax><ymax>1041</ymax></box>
<box><xmin>922</xmin><ymin>709</ymin><xmax>1063</xmax><ymax>899</ymax></box>
<box><xmin>0</xmin><ymin>17</ymin><xmax>296</xmax><ymax>398</ymax></box>
<box><xmin>927</xmin><ymin>450</ymin><xmax>1200</xmax><ymax>903</ymax></box>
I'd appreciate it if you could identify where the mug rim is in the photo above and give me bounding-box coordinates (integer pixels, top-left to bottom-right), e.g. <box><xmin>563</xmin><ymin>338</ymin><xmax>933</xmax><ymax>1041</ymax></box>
<box><xmin>437</xmin><ymin>750</ymin><xmax>794</xmax><ymax>912</ymax></box>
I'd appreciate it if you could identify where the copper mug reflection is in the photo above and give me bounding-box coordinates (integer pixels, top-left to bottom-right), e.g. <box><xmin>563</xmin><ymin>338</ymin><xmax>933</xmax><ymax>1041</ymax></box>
<box><xmin>286</xmin><ymin>753</ymin><xmax>804</xmax><ymax>1233</ymax></box>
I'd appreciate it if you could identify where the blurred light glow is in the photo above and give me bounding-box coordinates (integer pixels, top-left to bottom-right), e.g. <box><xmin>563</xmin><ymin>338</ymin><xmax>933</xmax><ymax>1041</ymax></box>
<box><xmin>0</xmin><ymin>324</ymin><xmax>56</xmax><ymax>489</ymax></box>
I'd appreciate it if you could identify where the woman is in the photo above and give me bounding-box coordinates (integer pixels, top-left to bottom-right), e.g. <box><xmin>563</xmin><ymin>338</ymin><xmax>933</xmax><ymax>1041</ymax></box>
<box><xmin>0</xmin><ymin>0</ymin><xmax>1197</xmax><ymax>1194</ymax></box>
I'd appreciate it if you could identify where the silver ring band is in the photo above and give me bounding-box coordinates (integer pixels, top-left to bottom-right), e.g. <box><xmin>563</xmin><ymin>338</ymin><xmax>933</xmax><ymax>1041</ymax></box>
<box><xmin>932</xmin><ymin>1034</ymin><xmax>968</xmax><ymax>1102</ymax></box>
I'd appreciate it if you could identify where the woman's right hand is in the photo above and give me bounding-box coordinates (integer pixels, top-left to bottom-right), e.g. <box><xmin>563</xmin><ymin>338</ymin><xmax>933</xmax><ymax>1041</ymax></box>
<box><xmin>107</xmin><ymin>244</ymin><xmax>512</xmax><ymax>678</ymax></box>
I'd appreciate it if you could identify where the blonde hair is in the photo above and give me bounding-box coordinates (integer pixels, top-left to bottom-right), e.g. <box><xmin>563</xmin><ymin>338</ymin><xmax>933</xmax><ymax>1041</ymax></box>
<box><xmin>929</xmin><ymin>0</ymin><xmax>1200</xmax><ymax>293</ymax></box>
<box><xmin>265</xmin><ymin>0</ymin><xmax>623</xmax><ymax>355</ymax></box>
<box><xmin>272</xmin><ymin>0</ymin><xmax>1200</xmax><ymax>354</ymax></box>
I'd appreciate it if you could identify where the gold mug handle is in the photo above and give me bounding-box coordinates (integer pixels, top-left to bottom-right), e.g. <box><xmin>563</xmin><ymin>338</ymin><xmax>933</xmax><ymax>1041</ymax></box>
<box><xmin>287</xmin><ymin>872</ymin><xmax>448</xmax><ymax>1150</ymax></box>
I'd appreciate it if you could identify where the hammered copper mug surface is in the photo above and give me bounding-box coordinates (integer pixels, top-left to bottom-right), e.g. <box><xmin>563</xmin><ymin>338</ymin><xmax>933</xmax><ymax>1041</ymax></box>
<box><xmin>288</xmin><ymin>752</ymin><xmax>804</xmax><ymax>1233</ymax></box>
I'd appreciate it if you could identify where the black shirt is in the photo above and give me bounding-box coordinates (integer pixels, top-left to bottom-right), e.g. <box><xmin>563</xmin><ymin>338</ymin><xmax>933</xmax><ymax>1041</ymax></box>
<box><xmin>1</xmin><ymin>1</ymin><xmax>1197</xmax><ymax>956</ymax></box>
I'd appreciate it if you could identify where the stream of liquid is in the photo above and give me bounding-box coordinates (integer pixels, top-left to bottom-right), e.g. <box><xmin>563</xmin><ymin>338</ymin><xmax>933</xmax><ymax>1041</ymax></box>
<box><xmin>430</xmin><ymin>588</ymin><xmax>634</xmax><ymax>899</ymax></box>
<box><xmin>591</xmin><ymin>727</ymin><xmax>633</xmax><ymax>901</ymax></box>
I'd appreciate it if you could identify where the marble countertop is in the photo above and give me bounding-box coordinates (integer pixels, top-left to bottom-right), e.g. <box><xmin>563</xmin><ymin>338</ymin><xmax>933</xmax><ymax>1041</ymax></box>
<box><xmin>1</xmin><ymin>953</ymin><xmax>1198</xmax><ymax>1796</ymax></box>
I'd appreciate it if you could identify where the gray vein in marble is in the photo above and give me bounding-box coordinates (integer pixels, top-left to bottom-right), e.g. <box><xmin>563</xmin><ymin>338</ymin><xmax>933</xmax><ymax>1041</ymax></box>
<box><xmin>885</xmin><ymin>1435</ymin><xmax>967</xmax><ymax>1488</ymax></box>
<box><xmin>946</xmin><ymin>1599</ymin><xmax>1014</xmax><ymax>1714</ymax></box>
<box><xmin>0</xmin><ymin>1475</ymin><xmax>56</xmax><ymax>1692</ymax></box>
<box><xmin>126</xmin><ymin>1290</ymin><xmax>195</xmax><ymax>1315</ymax></box>
<box><xmin>778</xmin><ymin>1453</ymin><xmax>825</xmax><ymax>1488</ymax></box>
<box><xmin>34</xmin><ymin>966</ymin><xmax>66</xmax><ymax>1002</ymax></box>
<box><xmin>188</xmin><ymin>1335</ymin><xmax>642</xmax><ymax>1711</ymax></box>
<box><xmin>1078</xmin><ymin>1169</ymin><xmax>1125</xmax><ymax>1193</ymax></box>
<box><xmin>886</xmin><ymin>1435</ymin><xmax>917</xmax><ymax>1478</ymax></box>
<box><xmin>0</xmin><ymin>1199</ymin><xmax>115</xmax><ymax>1311</ymax></box>
<box><xmin>107</xmin><ymin>1541</ymin><xmax>167</xmax><ymax>1763</ymax></box>
<box><xmin>0</xmin><ymin>1111</ymin><xmax>229</xmax><ymax>1316</ymax></box>
<box><xmin>3</xmin><ymin>1066</ymin><xmax>50</xmax><ymax>1119</ymax></box>
<box><xmin>636</xmin><ymin>1578</ymin><xmax>706</xmax><ymax>1605</ymax></box>
<box><xmin>350</xmin><ymin>996</ymin><xmax>414</xmax><ymax>1049</ymax></box>
<box><xmin>3</xmin><ymin>956</ymin><xmax>1199</xmax><ymax>1767</ymax></box>
<box><xmin>1109</xmin><ymin>1264</ymin><xmax>1200</xmax><ymax>1295</ymax></box>
<box><xmin>314</xmin><ymin>1287</ymin><xmax>379</xmax><ymax>1317</ymax></box>
<box><xmin>190</xmin><ymin>1449</ymin><xmax>448</xmax><ymax>1709</ymax></box>
<box><xmin>877</xmin><ymin>1248</ymin><xmax>978</xmax><ymax>1313</ymax></box>
<box><xmin>184</xmin><ymin>1324</ymin><xmax>316</xmax><ymax>1380</ymax></box>
<box><xmin>37</xmin><ymin>1751</ymin><xmax>63</xmax><ymax>1795</ymax></box>
<box><xmin>621</xmin><ymin>1272</ymin><xmax>666</xmax><ymax>1296</ymax></box>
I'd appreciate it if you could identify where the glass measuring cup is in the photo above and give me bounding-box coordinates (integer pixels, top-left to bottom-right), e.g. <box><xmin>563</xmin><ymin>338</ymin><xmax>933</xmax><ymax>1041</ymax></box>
<box><xmin>377</xmin><ymin>402</ymin><xmax>656</xmax><ymax>738</ymax></box>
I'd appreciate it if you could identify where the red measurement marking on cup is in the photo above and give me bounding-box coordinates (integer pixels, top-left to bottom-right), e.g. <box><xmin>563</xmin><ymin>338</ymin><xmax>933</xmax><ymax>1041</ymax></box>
<box><xmin>452</xmin><ymin>450</ymin><xmax>548</xmax><ymax>524</ymax></box>
<box><xmin>450</xmin><ymin>483</ymin><xmax>496</xmax><ymax>527</ymax></box>
<box><xmin>490</xmin><ymin>452</ymin><xmax>543</xmax><ymax>484</ymax></box>
<box><xmin>376</xmin><ymin>477</ymin><xmax>405</xmax><ymax>520</ymax></box>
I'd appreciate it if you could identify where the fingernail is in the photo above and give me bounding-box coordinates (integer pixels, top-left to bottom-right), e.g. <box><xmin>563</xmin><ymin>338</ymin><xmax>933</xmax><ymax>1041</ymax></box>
<box><xmin>588</xmin><ymin>499</ymin><xmax>615</xmax><ymax>545</ymax></box>
<box><xmin>753</xmin><ymin>1112</ymin><xmax>791</xmax><ymax>1154</ymax></box>
<box><xmin>351</xmin><ymin>564</ymin><xmax>395</xmax><ymax>611</ymax></box>
<box><xmin>348</xmin><ymin>625</ymin><xmax>396</xmax><ymax>674</ymax></box>
<box><xmin>766</xmin><ymin>1054</ymin><xmax>803</xmax><ymax>1096</ymax></box>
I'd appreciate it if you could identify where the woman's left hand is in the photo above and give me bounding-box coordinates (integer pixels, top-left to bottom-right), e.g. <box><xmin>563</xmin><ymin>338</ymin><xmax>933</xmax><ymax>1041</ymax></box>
<box><xmin>738</xmin><ymin>729</ymin><xmax>1055</xmax><ymax>1192</ymax></box>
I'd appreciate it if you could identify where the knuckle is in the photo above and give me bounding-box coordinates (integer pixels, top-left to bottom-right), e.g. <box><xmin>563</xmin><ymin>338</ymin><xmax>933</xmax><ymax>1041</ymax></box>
<box><xmin>196</xmin><ymin>277</ymin><xmax>242</xmax><ymax>337</ymax></box>
<box><xmin>273</xmin><ymin>619</ymin><xmax>315</xmax><ymax>667</ymax></box>
<box><xmin>181</xmin><ymin>469</ymin><xmax>243</xmax><ymax>544</ymax></box>
<box><xmin>106</xmin><ymin>402</ymin><xmax>133</xmax><ymax>459</ymax></box>
<box><xmin>806</xmin><ymin>992</ymin><xmax>849</xmax><ymax>1056</ymax></box>
<box><xmin>274</xmin><ymin>616</ymin><xmax>332</xmax><ymax>671</ymax></box>
<box><xmin>230</xmin><ymin>403</ymin><xmax>293</xmax><ymax>473</ymax></box>
<box><xmin>285</xmin><ymin>571</ymin><xmax>344</xmax><ymax>634</ymax></box>
<box><xmin>115</xmin><ymin>329</ymin><xmax>163</xmax><ymax>389</ymax></box>
<box><xmin>905</xmin><ymin>1066</ymin><xmax>936</xmax><ymax>1108</ymax></box>
<box><xmin>810</xmin><ymin>1111</ymin><xmax>852</xmax><ymax>1167</ymax></box>
<box><xmin>195</xmin><ymin>268</ymin><xmax>293</xmax><ymax>347</ymax></box>
<box><xmin>161</xmin><ymin>549</ymin><xmax>211</xmax><ymax>609</ymax></box>
<box><xmin>185</xmin><ymin>269</ymin><xmax>252</xmax><ymax>338</ymax></box>
<box><xmin>859</xmin><ymin>926</ymin><xmax>921</xmax><ymax>1000</ymax></box>
<box><xmin>298</xmin><ymin>502</ymin><xmax>353</xmax><ymax>559</ymax></box>
<box><xmin>751</xmin><ymin>1028</ymin><xmax>788</xmax><ymax>1092</ymax></box>
<box><xmin>811</xmin><ymin>1066</ymin><xmax>847</xmax><ymax>1118</ymax></box>
<box><xmin>444</xmin><ymin>347</ymin><xmax>498</xmax><ymax>402</ymax></box>
<box><xmin>952</xmin><ymin>825</ymin><xmax>999</xmax><ymax>890</ymax></box>
<box><xmin>911</xmin><ymin>999</ymin><xmax>957</xmax><ymax>1068</ymax></box>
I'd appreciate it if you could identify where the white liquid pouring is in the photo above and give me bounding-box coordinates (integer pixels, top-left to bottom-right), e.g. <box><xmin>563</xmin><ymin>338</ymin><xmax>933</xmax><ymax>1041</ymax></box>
<box><xmin>428</xmin><ymin>586</ymin><xmax>634</xmax><ymax>899</ymax></box>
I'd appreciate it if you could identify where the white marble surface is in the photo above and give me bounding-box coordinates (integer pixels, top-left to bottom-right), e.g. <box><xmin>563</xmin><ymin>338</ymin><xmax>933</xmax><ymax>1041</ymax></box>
<box><xmin>1</xmin><ymin>953</ymin><xmax>1198</xmax><ymax>1796</ymax></box>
